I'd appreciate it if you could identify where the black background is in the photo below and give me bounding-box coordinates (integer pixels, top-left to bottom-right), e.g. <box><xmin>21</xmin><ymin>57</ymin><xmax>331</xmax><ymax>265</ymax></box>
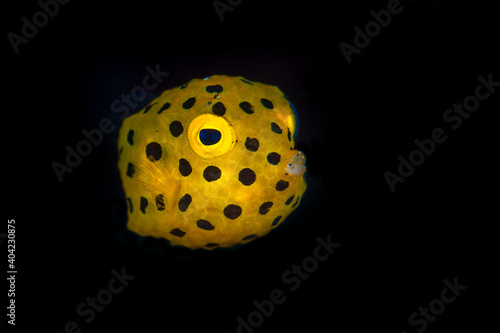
<box><xmin>2</xmin><ymin>0</ymin><xmax>498</xmax><ymax>332</ymax></box>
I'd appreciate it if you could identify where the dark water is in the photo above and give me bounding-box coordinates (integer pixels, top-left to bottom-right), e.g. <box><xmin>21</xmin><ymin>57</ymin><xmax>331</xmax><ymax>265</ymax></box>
<box><xmin>2</xmin><ymin>1</ymin><xmax>497</xmax><ymax>332</ymax></box>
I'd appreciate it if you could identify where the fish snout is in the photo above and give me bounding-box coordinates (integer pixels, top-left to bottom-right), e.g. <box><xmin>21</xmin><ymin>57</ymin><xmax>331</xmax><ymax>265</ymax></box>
<box><xmin>285</xmin><ymin>151</ymin><xmax>306</xmax><ymax>177</ymax></box>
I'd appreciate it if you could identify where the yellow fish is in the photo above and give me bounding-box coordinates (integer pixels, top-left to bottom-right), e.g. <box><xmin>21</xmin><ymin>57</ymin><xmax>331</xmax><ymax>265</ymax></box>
<box><xmin>117</xmin><ymin>75</ymin><xmax>307</xmax><ymax>249</ymax></box>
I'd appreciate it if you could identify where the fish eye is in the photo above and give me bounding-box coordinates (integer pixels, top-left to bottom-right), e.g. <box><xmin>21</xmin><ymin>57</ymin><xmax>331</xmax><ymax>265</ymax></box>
<box><xmin>188</xmin><ymin>113</ymin><xmax>236</xmax><ymax>159</ymax></box>
<box><xmin>199</xmin><ymin>129</ymin><xmax>222</xmax><ymax>145</ymax></box>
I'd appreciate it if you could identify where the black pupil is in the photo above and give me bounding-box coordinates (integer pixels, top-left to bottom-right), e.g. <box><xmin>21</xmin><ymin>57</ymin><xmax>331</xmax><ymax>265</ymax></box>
<box><xmin>199</xmin><ymin>129</ymin><xmax>222</xmax><ymax>145</ymax></box>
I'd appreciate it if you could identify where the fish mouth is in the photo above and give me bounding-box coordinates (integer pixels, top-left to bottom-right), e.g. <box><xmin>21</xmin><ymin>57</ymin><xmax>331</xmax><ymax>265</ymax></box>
<box><xmin>285</xmin><ymin>151</ymin><xmax>306</xmax><ymax>177</ymax></box>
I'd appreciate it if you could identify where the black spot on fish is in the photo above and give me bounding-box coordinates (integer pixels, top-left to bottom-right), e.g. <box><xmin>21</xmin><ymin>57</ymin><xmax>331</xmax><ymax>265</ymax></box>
<box><xmin>203</xmin><ymin>166</ymin><xmax>222</xmax><ymax>182</ymax></box>
<box><xmin>285</xmin><ymin>195</ymin><xmax>295</xmax><ymax>205</ymax></box>
<box><xmin>169</xmin><ymin>121</ymin><xmax>183</xmax><ymax>137</ymax></box>
<box><xmin>275</xmin><ymin>180</ymin><xmax>289</xmax><ymax>191</ymax></box>
<box><xmin>140</xmin><ymin>197</ymin><xmax>148</xmax><ymax>214</ymax></box>
<box><xmin>240</xmin><ymin>79</ymin><xmax>254</xmax><ymax>85</ymax></box>
<box><xmin>212</xmin><ymin>102</ymin><xmax>226</xmax><ymax>116</ymax></box>
<box><xmin>126</xmin><ymin>162</ymin><xmax>135</xmax><ymax>178</ymax></box>
<box><xmin>158</xmin><ymin>102</ymin><xmax>171</xmax><ymax>114</ymax></box>
<box><xmin>143</xmin><ymin>104</ymin><xmax>155</xmax><ymax>113</ymax></box>
<box><xmin>146</xmin><ymin>142</ymin><xmax>162</xmax><ymax>161</ymax></box>
<box><xmin>239</xmin><ymin>101</ymin><xmax>254</xmax><ymax>114</ymax></box>
<box><xmin>271</xmin><ymin>216</ymin><xmax>282</xmax><ymax>226</ymax></box>
<box><xmin>206</xmin><ymin>85</ymin><xmax>223</xmax><ymax>93</ymax></box>
<box><xmin>239</xmin><ymin>168</ymin><xmax>256</xmax><ymax>186</ymax></box>
<box><xmin>267</xmin><ymin>152</ymin><xmax>281</xmax><ymax>165</ymax></box>
<box><xmin>178</xmin><ymin>194</ymin><xmax>192</xmax><ymax>212</ymax></box>
<box><xmin>170</xmin><ymin>228</ymin><xmax>186</xmax><ymax>237</ymax></box>
<box><xmin>271</xmin><ymin>122</ymin><xmax>282</xmax><ymax>134</ymax></box>
<box><xmin>127</xmin><ymin>130</ymin><xmax>134</xmax><ymax>145</ymax></box>
<box><xmin>179</xmin><ymin>158</ymin><xmax>192</xmax><ymax>177</ymax></box>
<box><xmin>182</xmin><ymin>97</ymin><xmax>196</xmax><ymax>109</ymax></box>
<box><xmin>261</xmin><ymin>98</ymin><xmax>274</xmax><ymax>109</ymax></box>
<box><xmin>224</xmin><ymin>204</ymin><xmax>242</xmax><ymax>219</ymax></box>
<box><xmin>196</xmin><ymin>219</ymin><xmax>215</xmax><ymax>230</ymax></box>
<box><xmin>242</xmin><ymin>234</ymin><xmax>257</xmax><ymax>241</ymax></box>
<box><xmin>259</xmin><ymin>202</ymin><xmax>273</xmax><ymax>215</ymax></box>
<box><xmin>245</xmin><ymin>137</ymin><xmax>259</xmax><ymax>152</ymax></box>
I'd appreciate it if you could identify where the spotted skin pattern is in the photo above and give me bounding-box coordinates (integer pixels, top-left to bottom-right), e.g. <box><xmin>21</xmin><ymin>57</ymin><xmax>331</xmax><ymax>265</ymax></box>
<box><xmin>117</xmin><ymin>75</ymin><xmax>307</xmax><ymax>249</ymax></box>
